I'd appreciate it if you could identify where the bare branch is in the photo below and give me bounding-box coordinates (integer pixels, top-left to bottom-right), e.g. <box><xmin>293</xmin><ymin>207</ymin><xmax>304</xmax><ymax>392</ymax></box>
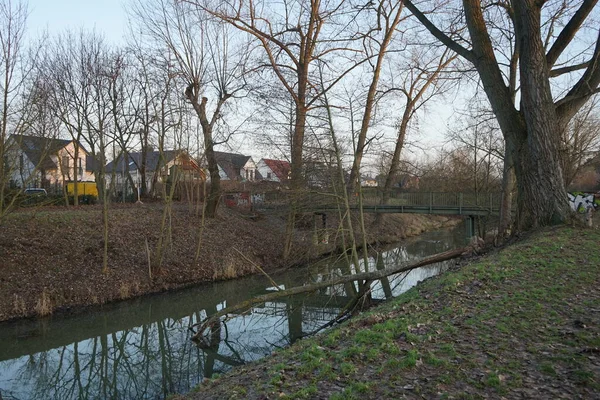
<box><xmin>402</xmin><ymin>0</ymin><xmax>475</xmax><ymax>63</ymax></box>
<box><xmin>545</xmin><ymin>0</ymin><xmax>598</xmax><ymax>69</ymax></box>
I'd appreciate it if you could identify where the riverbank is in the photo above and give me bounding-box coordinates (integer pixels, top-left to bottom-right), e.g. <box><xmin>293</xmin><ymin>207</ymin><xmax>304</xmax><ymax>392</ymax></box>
<box><xmin>0</xmin><ymin>202</ymin><xmax>459</xmax><ymax>323</ymax></box>
<box><xmin>181</xmin><ymin>225</ymin><xmax>600</xmax><ymax>399</ymax></box>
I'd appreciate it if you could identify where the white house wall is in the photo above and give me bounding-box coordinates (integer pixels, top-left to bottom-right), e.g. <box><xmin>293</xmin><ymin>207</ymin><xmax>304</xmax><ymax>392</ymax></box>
<box><xmin>217</xmin><ymin>165</ymin><xmax>229</xmax><ymax>181</ymax></box>
<box><xmin>55</xmin><ymin>143</ymin><xmax>95</xmax><ymax>184</ymax></box>
<box><xmin>256</xmin><ymin>160</ymin><xmax>280</xmax><ymax>182</ymax></box>
<box><xmin>242</xmin><ymin>158</ymin><xmax>257</xmax><ymax>181</ymax></box>
<box><xmin>6</xmin><ymin>149</ymin><xmax>39</xmax><ymax>188</ymax></box>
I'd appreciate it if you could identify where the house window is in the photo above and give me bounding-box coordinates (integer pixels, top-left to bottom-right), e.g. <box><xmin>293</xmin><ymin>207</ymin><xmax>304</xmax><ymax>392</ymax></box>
<box><xmin>245</xmin><ymin>169</ymin><xmax>249</xmax><ymax>180</ymax></box>
<box><xmin>267</xmin><ymin>172</ymin><xmax>272</xmax><ymax>179</ymax></box>
<box><xmin>62</xmin><ymin>156</ymin><xmax>69</xmax><ymax>172</ymax></box>
<box><xmin>250</xmin><ymin>170</ymin><xmax>254</xmax><ymax>181</ymax></box>
<box><xmin>78</xmin><ymin>158</ymin><xmax>83</xmax><ymax>176</ymax></box>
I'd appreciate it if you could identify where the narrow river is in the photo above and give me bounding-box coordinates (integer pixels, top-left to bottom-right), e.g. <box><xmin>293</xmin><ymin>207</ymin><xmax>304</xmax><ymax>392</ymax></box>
<box><xmin>0</xmin><ymin>221</ymin><xmax>467</xmax><ymax>399</ymax></box>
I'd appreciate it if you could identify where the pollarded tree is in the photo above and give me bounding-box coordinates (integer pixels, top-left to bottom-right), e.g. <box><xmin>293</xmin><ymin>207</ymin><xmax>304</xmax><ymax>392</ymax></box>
<box><xmin>403</xmin><ymin>0</ymin><xmax>600</xmax><ymax>230</ymax></box>
<box><xmin>129</xmin><ymin>0</ymin><xmax>249</xmax><ymax>217</ymax></box>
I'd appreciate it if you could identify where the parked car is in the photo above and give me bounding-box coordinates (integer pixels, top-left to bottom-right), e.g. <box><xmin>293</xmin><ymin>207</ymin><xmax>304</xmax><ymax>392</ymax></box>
<box><xmin>23</xmin><ymin>188</ymin><xmax>47</xmax><ymax>196</ymax></box>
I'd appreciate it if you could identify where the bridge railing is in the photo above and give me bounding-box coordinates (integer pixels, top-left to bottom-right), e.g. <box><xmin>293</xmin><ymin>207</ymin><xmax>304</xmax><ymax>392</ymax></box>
<box><xmin>362</xmin><ymin>191</ymin><xmax>502</xmax><ymax>210</ymax></box>
<box><xmin>256</xmin><ymin>190</ymin><xmax>502</xmax><ymax>212</ymax></box>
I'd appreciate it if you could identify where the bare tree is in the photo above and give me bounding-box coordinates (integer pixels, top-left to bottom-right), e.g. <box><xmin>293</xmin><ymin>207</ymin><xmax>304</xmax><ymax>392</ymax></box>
<box><xmin>42</xmin><ymin>31</ymin><xmax>111</xmax><ymax>206</ymax></box>
<box><xmin>346</xmin><ymin>0</ymin><xmax>409</xmax><ymax>193</ymax></box>
<box><xmin>560</xmin><ymin>97</ymin><xmax>600</xmax><ymax>187</ymax></box>
<box><xmin>129</xmin><ymin>0</ymin><xmax>248</xmax><ymax>217</ymax></box>
<box><xmin>379</xmin><ymin>47</ymin><xmax>457</xmax><ymax>208</ymax></box>
<box><xmin>403</xmin><ymin>0</ymin><xmax>600</xmax><ymax>230</ymax></box>
<box><xmin>0</xmin><ymin>0</ymin><xmax>37</xmax><ymax>217</ymax></box>
<box><xmin>202</xmin><ymin>0</ymin><xmax>363</xmax><ymax>190</ymax></box>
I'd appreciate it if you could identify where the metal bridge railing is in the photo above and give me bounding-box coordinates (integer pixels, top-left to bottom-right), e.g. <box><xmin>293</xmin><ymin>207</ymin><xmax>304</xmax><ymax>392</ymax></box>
<box><xmin>256</xmin><ymin>190</ymin><xmax>502</xmax><ymax>212</ymax></box>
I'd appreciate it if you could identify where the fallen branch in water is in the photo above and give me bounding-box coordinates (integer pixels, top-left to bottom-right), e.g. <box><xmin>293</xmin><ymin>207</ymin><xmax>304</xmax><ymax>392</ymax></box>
<box><xmin>191</xmin><ymin>245</ymin><xmax>471</xmax><ymax>341</ymax></box>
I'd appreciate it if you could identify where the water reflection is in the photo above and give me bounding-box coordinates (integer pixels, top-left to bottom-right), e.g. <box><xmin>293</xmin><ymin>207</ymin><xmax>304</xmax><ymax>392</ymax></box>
<box><xmin>0</xmin><ymin>223</ymin><xmax>466</xmax><ymax>399</ymax></box>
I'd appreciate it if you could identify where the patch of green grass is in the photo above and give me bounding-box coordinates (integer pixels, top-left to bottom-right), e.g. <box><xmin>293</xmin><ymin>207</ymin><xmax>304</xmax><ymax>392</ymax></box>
<box><xmin>424</xmin><ymin>351</ymin><xmax>445</xmax><ymax>367</ymax></box>
<box><xmin>539</xmin><ymin>362</ymin><xmax>556</xmax><ymax>376</ymax></box>
<box><xmin>379</xmin><ymin>341</ymin><xmax>400</xmax><ymax>355</ymax></box>
<box><xmin>571</xmin><ymin>369</ymin><xmax>594</xmax><ymax>386</ymax></box>
<box><xmin>354</xmin><ymin>328</ymin><xmax>388</xmax><ymax>345</ymax></box>
<box><xmin>340</xmin><ymin>362</ymin><xmax>357</xmax><ymax>375</ymax></box>
<box><xmin>269</xmin><ymin>373</ymin><xmax>282</xmax><ymax>386</ymax></box>
<box><xmin>400</xmin><ymin>349</ymin><xmax>419</xmax><ymax>369</ymax></box>
<box><xmin>485</xmin><ymin>372</ymin><xmax>501</xmax><ymax>388</ymax></box>
<box><xmin>272</xmin><ymin>362</ymin><xmax>287</xmax><ymax>372</ymax></box>
<box><xmin>349</xmin><ymin>382</ymin><xmax>370</xmax><ymax>393</ymax></box>
<box><xmin>285</xmin><ymin>383</ymin><xmax>318</xmax><ymax>399</ymax></box>
<box><xmin>323</xmin><ymin>330</ymin><xmax>342</xmax><ymax>347</ymax></box>
<box><xmin>364</xmin><ymin>347</ymin><xmax>381</xmax><ymax>361</ymax></box>
<box><xmin>341</xmin><ymin>344</ymin><xmax>365</xmax><ymax>359</ymax></box>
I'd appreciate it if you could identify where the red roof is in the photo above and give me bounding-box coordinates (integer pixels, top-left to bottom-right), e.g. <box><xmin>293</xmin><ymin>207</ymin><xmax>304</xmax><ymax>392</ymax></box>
<box><xmin>262</xmin><ymin>159</ymin><xmax>290</xmax><ymax>181</ymax></box>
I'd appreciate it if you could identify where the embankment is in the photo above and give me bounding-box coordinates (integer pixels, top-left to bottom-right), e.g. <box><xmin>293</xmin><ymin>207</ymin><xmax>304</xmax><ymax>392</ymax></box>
<box><xmin>181</xmin><ymin>225</ymin><xmax>600</xmax><ymax>399</ymax></box>
<box><xmin>0</xmin><ymin>202</ymin><xmax>460</xmax><ymax>323</ymax></box>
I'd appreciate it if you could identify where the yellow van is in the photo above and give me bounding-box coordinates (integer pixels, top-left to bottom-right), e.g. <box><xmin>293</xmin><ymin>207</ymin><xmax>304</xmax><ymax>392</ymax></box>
<box><xmin>66</xmin><ymin>182</ymin><xmax>98</xmax><ymax>197</ymax></box>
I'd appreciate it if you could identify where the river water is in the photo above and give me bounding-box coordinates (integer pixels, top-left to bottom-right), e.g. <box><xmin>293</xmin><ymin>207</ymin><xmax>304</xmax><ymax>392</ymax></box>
<box><xmin>0</xmin><ymin>222</ymin><xmax>467</xmax><ymax>399</ymax></box>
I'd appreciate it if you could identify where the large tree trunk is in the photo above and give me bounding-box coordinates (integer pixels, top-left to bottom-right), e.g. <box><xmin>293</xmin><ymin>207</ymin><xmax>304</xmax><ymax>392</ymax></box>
<box><xmin>511</xmin><ymin>0</ymin><xmax>569</xmax><ymax>229</ymax></box>
<box><xmin>283</xmin><ymin>101</ymin><xmax>307</xmax><ymax>261</ymax></box>
<box><xmin>203</xmin><ymin>138</ymin><xmax>221</xmax><ymax>218</ymax></box>
<box><xmin>463</xmin><ymin>0</ymin><xmax>569</xmax><ymax>231</ymax></box>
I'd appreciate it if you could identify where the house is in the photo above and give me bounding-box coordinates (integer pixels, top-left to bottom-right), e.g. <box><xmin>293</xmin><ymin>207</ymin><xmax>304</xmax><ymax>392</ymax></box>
<box><xmin>214</xmin><ymin>151</ymin><xmax>257</xmax><ymax>181</ymax></box>
<box><xmin>5</xmin><ymin>134</ymin><xmax>94</xmax><ymax>191</ymax></box>
<box><xmin>361</xmin><ymin>176</ymin><xmax>378</xmax><ymax>187</ymax></box>
<box><xmin>105</xmin><ymin>149</ymin><xmax>203</xmax><ymax>197</ymax></box>
<box><xmin>256</xmin><ymin>158</ymin><xmax>290</xmax><ymax>183</ymax></box>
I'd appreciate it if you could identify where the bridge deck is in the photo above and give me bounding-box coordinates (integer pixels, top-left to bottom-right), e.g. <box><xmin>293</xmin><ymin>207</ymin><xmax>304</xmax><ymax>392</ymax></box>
<box><xmin>257</xmin><ymin>192</ymin><xmax>502</xmax><ymax>217</ymax></box>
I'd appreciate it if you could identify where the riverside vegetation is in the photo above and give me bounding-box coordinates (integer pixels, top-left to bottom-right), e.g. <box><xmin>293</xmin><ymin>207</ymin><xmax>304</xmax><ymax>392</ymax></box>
<box><xmin>180</xmin><ymin>225</ymin><xmax>600</xmax><ymax>399</ymax></box>
<box><xmin>0</xmin><ymin>202</ymin><xmax>457</xmax><ymax>323</ymax></box>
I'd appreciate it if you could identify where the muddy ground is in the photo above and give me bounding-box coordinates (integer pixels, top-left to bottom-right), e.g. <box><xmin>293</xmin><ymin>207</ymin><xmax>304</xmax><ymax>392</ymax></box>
<box><xmin>0</xmin><ymin>202</ymin><xmax>458</xmax><ymax>323</ymax></box>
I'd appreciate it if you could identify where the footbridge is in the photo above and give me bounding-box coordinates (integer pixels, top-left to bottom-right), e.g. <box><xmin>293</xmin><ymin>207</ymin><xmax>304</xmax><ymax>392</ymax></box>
<box><xmin>256</xmin><ymin>191</ymin><xmax>503</xmax><ymax>237</ymax></box>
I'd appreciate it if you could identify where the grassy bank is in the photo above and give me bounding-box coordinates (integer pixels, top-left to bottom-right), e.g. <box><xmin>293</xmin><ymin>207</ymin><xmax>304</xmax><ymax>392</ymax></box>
<box><xmin>181</xmin><ymin>226</ymin><xmax>600</xmax><ymax>399</ymax></box>
<box><xmin>0</xmin><ymin>202</ymin><xmax>456</xmax><ymax>322</ymax></box>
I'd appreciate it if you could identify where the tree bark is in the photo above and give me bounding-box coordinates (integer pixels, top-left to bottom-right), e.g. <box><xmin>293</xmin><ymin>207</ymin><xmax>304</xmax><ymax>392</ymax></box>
<box><xmin>498</xmin><ymin>147</ymin><xmax>515</xmax><ymax>236</ymax></box>
<box><xmin>511</xmin><ymin>0</ymin><xmax>569</xmax><ymax>228</ymax></box>
<box><xmin>185</xmin><ymin>88</ymin><xmax>222</xmax><ymax>218</ymax></box>
<box><xmin>381</xmin><ymin>106</ymin><xmax>411</xmax><ymax>206</ymax></box>
<box><xmin>461</xmin><ymin>0</ymin><xmax>569</xmax><ymax>230</ymax></box>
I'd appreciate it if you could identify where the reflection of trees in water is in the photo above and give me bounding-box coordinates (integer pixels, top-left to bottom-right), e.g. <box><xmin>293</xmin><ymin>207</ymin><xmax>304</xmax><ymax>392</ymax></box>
<box><xmin>1</xmin><ymin>229</ymin><xmax>464</xmax><ymax>399</ymax></box>
<box><xmin>3</xmin><ymin>299</ymin><xmax>343</xmax><ymax>399</ymax></box>
<box><xmin>5</xmin><ymin>317</ymin><xmax>206</xmax><ymax>400</ymax></box>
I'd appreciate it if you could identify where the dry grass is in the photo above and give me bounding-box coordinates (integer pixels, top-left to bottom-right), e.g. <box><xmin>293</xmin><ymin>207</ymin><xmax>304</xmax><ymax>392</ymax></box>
<box><xmin>131</xmin><ymin>280</ymin><xmax>141</xmax><ymax>295</ymax></box>
<box><xmin>213</xmin><ymin>259</ymin><xmax>241</xmax><ymax>280</ymax></box>
<box><xmin>34</xmin><ymin>288</ymin><xmax>53</xmax><ymax>317</ymax></box>
<box><xmin>119</xmin><ymin>283</ymin><xmax>130</xmax><ymax>299</ymax></box>
<box><xmin>12</xmin><ymin>294</ymin><xmax>26</xmax><ymax>316</ymax></box>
